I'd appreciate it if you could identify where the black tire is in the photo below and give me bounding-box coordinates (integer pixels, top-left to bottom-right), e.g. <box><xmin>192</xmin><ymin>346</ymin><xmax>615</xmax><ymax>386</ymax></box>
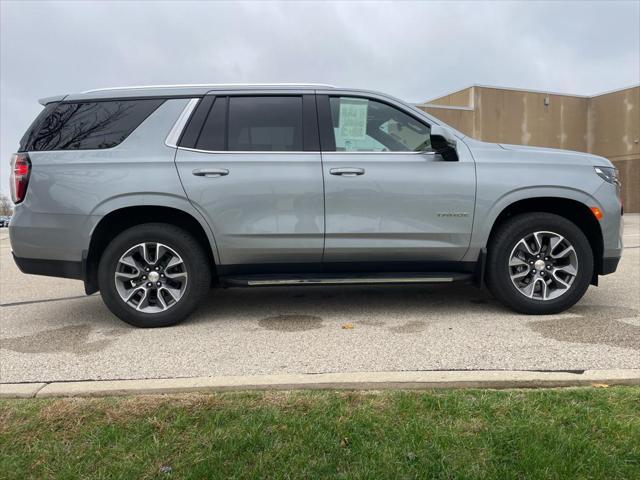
<box><xmin>486</xmin><ymin>212</ymin><xmax>593</xmax><ymax>315</ymax></box>
<box><xmin>98</xmin><ymin>223</ymin><xmax>210</xmax><ymax>327</ymax></box>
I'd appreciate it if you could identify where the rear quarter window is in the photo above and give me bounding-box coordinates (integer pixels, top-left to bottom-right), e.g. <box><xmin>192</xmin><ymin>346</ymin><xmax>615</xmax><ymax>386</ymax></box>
<box><xmin>19</xmin><ymin>99</ymin><xmax>164</xmax><ymax>152</ymax></box>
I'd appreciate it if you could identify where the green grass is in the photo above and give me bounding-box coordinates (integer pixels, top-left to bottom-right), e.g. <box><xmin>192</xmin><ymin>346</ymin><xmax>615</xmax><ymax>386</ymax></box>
<box><xmin>1</xmin><ymin>387</ymin><xmax>639</xmax><ymax>479</ymax></box>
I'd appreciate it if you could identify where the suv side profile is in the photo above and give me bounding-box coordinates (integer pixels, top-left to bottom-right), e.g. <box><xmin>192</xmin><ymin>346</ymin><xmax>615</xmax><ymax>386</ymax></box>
<box><xmin>9</xmin><ymin>84</ymin><xmax>623</xmax><ymax>327</ymax></box>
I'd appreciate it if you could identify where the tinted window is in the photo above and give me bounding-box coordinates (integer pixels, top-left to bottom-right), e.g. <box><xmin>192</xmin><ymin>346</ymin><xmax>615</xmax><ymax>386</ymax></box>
<box><xmin>228</xmin><ymin>97</ymin><xmax>303</xmax><ymax>151</ymax></box>
<box><xmin>18</xmin><ymin>102</ymin><xmax>60</xmax><ymax>152</ymax></box>
<box><xmin>329</xmin><ymin>97</ymin><xmax>430</xmax><ymax>152</ymax></box>
<box><xmin>178</xmin><ymin>96</ymin><xmax>214</xmax><ymax>148</ymax></box>
<box><xmin>19</xmin><ymin>99</ymin><xmax>164</xmax><ymax>151</ymax></box>
<box><xmin>196</xmin><ymin>97</ymin><xmax>227</xmax><ymax>151</ymax></box>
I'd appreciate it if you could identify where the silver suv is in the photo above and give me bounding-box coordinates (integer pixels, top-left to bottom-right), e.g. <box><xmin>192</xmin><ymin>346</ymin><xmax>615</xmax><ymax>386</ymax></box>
<box><xmin>9</xmin><ymin>84</ymin><xmax>623</xmax><ymax>327</ymax></box>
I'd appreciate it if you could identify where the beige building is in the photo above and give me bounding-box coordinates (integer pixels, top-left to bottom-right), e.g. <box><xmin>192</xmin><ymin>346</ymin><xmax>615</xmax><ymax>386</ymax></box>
<box><xmin>417</xmin><ymin>85</ymin><xmax>640</xmax><ymax>212</ymax></box>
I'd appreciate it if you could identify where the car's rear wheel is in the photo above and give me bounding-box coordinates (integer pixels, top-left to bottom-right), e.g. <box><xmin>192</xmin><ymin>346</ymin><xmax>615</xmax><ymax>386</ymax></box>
<box><xmin>98</xmin><ymin>223</ymin><xmax>210</xmax><ymax>327</ymax></box>
<box><xmin>486</xmin><ymin>212</ymin><xmax>593</xmax><ymax>314</ymax></box>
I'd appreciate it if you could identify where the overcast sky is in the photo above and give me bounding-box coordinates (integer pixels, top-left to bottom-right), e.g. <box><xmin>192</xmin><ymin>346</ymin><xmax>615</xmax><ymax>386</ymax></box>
<box><xmin>1</xmin><ymin>0</ymin><xmax>639</xmax><ymax>196</ymax></box>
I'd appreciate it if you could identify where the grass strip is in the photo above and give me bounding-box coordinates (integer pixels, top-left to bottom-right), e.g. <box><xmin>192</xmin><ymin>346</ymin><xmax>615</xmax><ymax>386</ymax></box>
<box><xmin>1</xmin><ymin>387</ymin><xmax>639</xmax><ymax>479</ymax></box>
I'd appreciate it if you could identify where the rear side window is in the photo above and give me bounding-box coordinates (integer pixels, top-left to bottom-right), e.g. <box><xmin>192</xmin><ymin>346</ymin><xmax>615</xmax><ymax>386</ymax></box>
<box><xmin>196</xmin><ymin>97</ymin><xmax>227</xmax><ymax>151</ymax></box>
<box><xmin>180</xmin><ymin>95</ymin><xmax>319</xmax><ymax>152</ymax></box>
<box><xmin>19</xmin><ymin>99</ymin><xmax>164</xmax><ymax>152</ymax></box>
<box><xmin>228</xmin><ymin>96</ymin><xmax>303</xmax><ymax>151</ymax></box>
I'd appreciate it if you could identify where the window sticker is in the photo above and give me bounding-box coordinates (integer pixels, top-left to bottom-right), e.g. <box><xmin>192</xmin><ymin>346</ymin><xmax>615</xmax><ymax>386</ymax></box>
<box><xmin>338</xmin><ymin>98</ymin><xmax>368</xmax><ymax>140</ymax></box>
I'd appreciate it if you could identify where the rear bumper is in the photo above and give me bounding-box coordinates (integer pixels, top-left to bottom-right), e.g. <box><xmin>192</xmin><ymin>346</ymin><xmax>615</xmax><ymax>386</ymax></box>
<box><xmin>600</xmin><ymin>256</ymin><xmax>620</xmax><ymax>276</ymax></box>
<box><xmin>12</xmin><ymin>254</ymin><xmax>83</xmax><ymax>280</ymax></box>
<box><xmin>8</xmin><ymin>209</ymin><xmax>94</xmax><ymax>262</ymax></box>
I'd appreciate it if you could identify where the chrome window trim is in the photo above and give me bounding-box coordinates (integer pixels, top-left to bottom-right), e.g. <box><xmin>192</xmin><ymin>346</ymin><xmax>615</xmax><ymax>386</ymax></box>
<box><xmin>322</xmin><ymin>151</ymin><xmax>436</xmax><ymax>156</ymax></box>
<box><xmin>165</xmin><ymin>98</ymin><xmax>200</xmax><ymax>148</ymax></box>
<box><xmin>175</xmin><ymin>146</ymin><xmax>436</xmax><ymax>155</ymax></box>
<box><xmin>176</xmin><ymin>146</ymin><xmax>320</xmax><ymax>155</ymax></box>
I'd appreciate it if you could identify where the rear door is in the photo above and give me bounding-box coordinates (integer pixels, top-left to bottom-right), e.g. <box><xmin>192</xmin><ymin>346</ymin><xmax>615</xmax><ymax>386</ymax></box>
<box><xmin>175</xmin><ymin>93</ymin><xmax>324</xmax><ymax>267</ymax></box>
<box><xmin>317</xmin><ymin>93</ymin><xmax>476</xmax><ymax>264</ymax></box>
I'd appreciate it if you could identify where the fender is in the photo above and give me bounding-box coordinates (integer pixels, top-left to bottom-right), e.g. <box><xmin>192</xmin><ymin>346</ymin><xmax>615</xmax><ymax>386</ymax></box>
<box><xmin>462</xmin><ymin>186</ymin><xmax>601</xmax><ymax>262</ymax></box>
<box><xmin>88</xmin><ymin>193</ymin><xmax>221</xmax><ymax>265</ymax></box>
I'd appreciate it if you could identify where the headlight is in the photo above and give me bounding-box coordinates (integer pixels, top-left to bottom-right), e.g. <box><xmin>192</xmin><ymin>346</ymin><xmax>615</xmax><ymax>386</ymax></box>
<box><xmin>594</xmin><ymin>166</ymin><xmax>620</xmax><ymax>185</ymax></box>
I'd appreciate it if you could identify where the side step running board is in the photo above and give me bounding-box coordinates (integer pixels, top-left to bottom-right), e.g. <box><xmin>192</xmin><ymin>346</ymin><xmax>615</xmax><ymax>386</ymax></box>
<box><xmin>221</xmin><ymin>273</ymin><xmax>474</xmax><ymax>287</ymax></box>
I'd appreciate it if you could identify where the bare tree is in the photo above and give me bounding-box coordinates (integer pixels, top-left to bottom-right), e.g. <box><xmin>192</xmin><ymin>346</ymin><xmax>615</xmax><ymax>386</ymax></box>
<box><xmin>0</xmin><ymin>193</ymin><xmax>14</xmax><ymax>216</ymax></box>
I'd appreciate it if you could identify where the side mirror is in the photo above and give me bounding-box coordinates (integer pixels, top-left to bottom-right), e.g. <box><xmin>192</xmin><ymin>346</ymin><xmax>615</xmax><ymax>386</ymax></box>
<box><xmin>430</xmin><ymin>125</ymin><xmax>459</xmax><ymax>161</ymax></box>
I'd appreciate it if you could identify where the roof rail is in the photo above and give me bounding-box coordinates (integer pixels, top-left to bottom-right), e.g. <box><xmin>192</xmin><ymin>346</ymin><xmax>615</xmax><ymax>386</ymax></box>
<box><xmin>82</xmin><ymin>83</ymin><xmax>337</xmax><ymax>93</ymax></box>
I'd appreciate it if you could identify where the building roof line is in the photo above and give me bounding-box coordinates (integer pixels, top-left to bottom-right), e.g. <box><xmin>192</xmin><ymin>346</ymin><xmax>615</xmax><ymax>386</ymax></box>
<box><xmin>590</xmin><ymin>83</ymin><xmax>640</xmax><ymax>98</ymax></box>
<box><xmin>415</xmin><ymin>103</ymin><xmax>474</xmax><ymax>111</ymax></box>
<box><xmin>423</xmin><ymin>83</ymin><xmax>640</xmax><ymax>104</ymax></box>
<box><xmin>422</xmin><ymin>85</ymin><xmax>475</xmax><ymax>106</ymax></box>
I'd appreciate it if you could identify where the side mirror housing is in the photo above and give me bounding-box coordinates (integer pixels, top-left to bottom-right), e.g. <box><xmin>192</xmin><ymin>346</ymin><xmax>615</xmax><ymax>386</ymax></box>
<box><xmin>430</xmin><ymin>125</ymin><xmax>459</xmax><ymax>161</ymax></box>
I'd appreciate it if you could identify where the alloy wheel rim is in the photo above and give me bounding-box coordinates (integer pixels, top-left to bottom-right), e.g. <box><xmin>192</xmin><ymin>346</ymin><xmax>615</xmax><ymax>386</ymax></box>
<box><xmin>508</xmin><ymin>231</ymin><xmax>578</xmax><ymax>301</ymax></box>
<box><xmin>114</xmin><ymin>242</ymin><xmax>188</xmax><ymax>313</ymax></box>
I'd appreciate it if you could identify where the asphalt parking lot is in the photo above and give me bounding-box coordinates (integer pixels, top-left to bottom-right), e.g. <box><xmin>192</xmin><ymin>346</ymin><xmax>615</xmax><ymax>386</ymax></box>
<box><xmin>1</xmin><ymin>215</ymin><xmax>639</xmax><ymax>384</ymax></box>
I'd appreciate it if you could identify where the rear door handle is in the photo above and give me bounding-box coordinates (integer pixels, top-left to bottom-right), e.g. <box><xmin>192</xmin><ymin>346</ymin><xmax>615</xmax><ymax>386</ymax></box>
<box><xmin>329</xmin><ymin>167</ymin><xmax>365</xmax><ymax>177</ymax></box>
<box><xmin>192</xmin><ymin>168</ymin><xmax>229</xmax><ymax>178</ymax></box>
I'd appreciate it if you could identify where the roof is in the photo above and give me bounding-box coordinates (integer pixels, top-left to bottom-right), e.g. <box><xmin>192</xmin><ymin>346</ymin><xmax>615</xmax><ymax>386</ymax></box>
<box><xmin>82</xmin><ymin>83</ymin><xmax>336</xmax><ymax>93</ymax></box>
<box><xmin>34</xmin><ymin>83</ymin><xmax>467</xmax><ymax>138</ymax></box>
<box><xmin>47</xmin><ymin>83</ymin><xmax>337</xmax><ymax>104</ymax></box>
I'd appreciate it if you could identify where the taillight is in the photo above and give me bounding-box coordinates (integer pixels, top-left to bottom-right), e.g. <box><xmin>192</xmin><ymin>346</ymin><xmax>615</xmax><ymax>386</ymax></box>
<box><xmin>10</xmin><ymin>153</ymin><xmax>31</xmax><ymax>204</ymax></box>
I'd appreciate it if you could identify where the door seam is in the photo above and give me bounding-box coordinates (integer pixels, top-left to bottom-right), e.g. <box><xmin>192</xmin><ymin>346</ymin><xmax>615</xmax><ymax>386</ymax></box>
<box><xmin>315</xmin><ymin>92</ymin><xmax>327</xmax><ymax>269</ymax></box>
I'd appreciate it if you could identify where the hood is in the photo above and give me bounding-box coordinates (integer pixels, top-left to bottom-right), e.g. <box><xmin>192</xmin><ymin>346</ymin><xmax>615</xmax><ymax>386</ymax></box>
<box><xmin>497</xmin><ymin>143</ymin><xmax>613</xmax><ymax>168</ymax></box>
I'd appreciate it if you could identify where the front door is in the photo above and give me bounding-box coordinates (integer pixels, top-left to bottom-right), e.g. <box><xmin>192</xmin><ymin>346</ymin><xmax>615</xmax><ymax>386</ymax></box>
<box><xmin>318</xmin><ymin>94</ymin><xmax>476</xmax><ymax>264</ymax></box>
<box><xmin>175</xmin><ymin>94</ymin><xmax>324</xmax><ymax>266</ymax></box>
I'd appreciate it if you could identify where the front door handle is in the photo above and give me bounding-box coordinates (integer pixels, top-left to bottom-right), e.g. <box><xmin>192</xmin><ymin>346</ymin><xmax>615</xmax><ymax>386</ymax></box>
<box><xmin>330</xmin><ymin>167</ymin><xmax>365</xmax><ymax>177</ymax></box>
<box><xmin>192</xmin><ymin>168</ymin><xmax>229</xmax><ymax>178</ymax></box>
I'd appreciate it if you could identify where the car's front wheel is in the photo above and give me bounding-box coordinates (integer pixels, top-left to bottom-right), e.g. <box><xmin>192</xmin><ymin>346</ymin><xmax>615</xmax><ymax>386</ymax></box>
<box><xmin>486</xmin><ymin>212</ymin><xmax>594</xmax><ymax>314</ymax></box>
<box><xmin>98</xmin><ymin>223</ymin><xmax>210</xmax><ymax>327</ymax></box>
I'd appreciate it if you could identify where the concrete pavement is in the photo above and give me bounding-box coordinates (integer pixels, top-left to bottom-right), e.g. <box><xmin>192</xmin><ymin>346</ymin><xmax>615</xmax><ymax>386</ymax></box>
<box><xmin>1</xmin><ymin>215</ymin><xmax>638</xmax><ymax>386</ymax></box>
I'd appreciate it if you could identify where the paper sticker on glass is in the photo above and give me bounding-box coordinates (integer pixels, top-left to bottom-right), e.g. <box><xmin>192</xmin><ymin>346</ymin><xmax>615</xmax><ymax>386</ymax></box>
<box><xmin>338</xmin><ymin>98</ymin><xmax>368</xmax><ymax>140</ymax></box>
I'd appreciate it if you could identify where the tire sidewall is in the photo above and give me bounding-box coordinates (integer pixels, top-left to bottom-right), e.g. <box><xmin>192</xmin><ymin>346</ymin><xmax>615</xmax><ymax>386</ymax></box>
<box><xmin>487</xmin><ymin>213</ymin><xmax>594</xmax><ymax>314</ymax></box>
<box><xmin>98</xmin><ymin>224</ymin><xmax>209</xmax><ymax>327</ymax></box>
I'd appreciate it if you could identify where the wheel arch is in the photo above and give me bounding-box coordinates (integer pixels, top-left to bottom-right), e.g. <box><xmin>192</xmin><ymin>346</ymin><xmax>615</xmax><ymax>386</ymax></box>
<box><xmin>486</xmin><ymin>197</ymin><xmax>604</xmax><ymax>284</ymax></box>
<box><xmin>84</xmin><ymin>205</ymin><xmax>217</xmax><ymax>294</ymax></box>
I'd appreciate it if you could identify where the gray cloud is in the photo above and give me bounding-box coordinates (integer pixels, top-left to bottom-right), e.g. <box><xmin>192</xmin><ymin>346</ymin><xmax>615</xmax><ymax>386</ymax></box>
<box><xmin>1</xmin><ymin>0</ymin><xmax>639</xmax><ymax>194</ymax></box>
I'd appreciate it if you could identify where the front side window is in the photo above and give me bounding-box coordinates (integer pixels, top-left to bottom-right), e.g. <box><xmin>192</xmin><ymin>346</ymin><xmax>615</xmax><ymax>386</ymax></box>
<box><xmin>329</xmin><ymin>97</ymin><xmax>430</xmax><ymax>152</ymax></box>
<box><xmin>228</xmin><ymin>96</ymin><xmax>303</xmax><ymax>151</ymax></box>
<box><xmin>19</xmin><ymin>99</ymin><xmax>164</xmax><ymax>151</ymax></box>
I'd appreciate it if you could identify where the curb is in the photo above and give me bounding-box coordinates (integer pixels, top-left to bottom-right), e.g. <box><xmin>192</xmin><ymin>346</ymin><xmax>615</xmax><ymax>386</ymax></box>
<box><xmin>0</xmin><ymin>383</ymin><xmax>47</xmax><ymax>398</ymax></box>
<box><xmin>1</xmin><ymin>370</ymin><xmax>639</xmax><ymax>398</ymax></box>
